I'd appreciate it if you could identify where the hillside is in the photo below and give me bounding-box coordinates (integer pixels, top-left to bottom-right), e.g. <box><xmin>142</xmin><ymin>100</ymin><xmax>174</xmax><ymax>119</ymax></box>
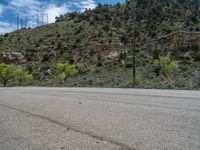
<box><xmin>0</xmin><ymin>0</ymin><xmax>200</xmax><ymax>89</ymax></box>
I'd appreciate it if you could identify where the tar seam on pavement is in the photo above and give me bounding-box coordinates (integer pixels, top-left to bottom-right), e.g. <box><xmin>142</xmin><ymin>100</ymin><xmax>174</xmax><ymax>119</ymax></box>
<box><xmin>0</xmin><ymin>103</ymin><xmax>136</xmax><ymax>150</ymax></box>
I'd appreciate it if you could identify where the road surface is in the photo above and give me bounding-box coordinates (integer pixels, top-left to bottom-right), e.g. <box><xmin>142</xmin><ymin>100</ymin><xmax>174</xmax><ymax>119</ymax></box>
<box><xmin>0</xmin><ymin>87</ymin><xmax>200</xmax><ymax>150</ymax></box>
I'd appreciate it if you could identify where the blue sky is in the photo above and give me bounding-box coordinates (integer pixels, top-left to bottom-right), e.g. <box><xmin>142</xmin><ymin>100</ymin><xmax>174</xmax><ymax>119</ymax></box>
<box><xmin>0</xmin><ymin>0</ymin><xmax>125</xmax><ymax>34</ymax></box>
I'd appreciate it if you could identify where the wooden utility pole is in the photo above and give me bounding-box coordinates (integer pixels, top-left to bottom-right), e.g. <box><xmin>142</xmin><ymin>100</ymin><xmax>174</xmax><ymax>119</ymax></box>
<box><xmin>132</xmin><ymin>4</ymin><xmax>137</xmax><ymax>88</ymax></box>
<box><xmin>132</xmin><ymin>22</ymin><xmax>136</xmax><ymax>88</ymax></box>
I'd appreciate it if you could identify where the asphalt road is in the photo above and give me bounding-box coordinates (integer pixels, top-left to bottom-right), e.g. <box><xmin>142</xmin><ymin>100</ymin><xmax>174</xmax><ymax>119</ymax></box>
<box><xmin>0</xmin><ymin>87</ymin><xmax>200</xmax><ymax>150</ymax></box>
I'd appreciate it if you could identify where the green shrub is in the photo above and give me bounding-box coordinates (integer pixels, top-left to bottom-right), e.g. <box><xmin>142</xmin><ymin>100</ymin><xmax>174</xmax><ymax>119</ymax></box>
<box><xmin>153</xmin><ymin>55</ymin><xmax>178</xmax><ymax>77</ymax></box>
<box><xmin>56</xmin><ymin>63</ymin><xmax>78</xmax><ymax>83</ymax></box>
<box><xmin>193</xmin><ymin>50</ymin><xmax>200</xmax><ymax>61</ymax></box>
<box><xmin>0</xmin><ymin>64</ymin><xmax>32</xmax><ymax>87</ymax></box>
<box><xmin>133</xmin><ymin>76</ymin><xmax>142</xmax><ymax>86</ymax></box>
<box><xmin>0</xmin><ymin>37</ymin><xmax>3</xmax><ymax>43</ymax></box>
<box><xmin>15</xmin><ymin>67</ymin><xmax>33</xmax><ymax>84</ymax></box>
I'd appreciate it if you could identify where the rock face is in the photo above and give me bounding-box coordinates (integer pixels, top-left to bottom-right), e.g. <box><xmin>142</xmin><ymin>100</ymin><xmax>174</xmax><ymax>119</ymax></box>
<box><xmin>171</xmin><ymin>32</ymin><xmax>200</xmax><ymax>50</ymax></box>
<box><xmin>0</xmin><ymin>51</ymin><xmax>60</xmax><ymax>64</ymax></box>
<box><xmin>84</xmin><ymin>43</ymin><xmax>126</xmax><ymax>60</ymax></box>
<box><xmin>29</xmin><ymin>51</ymin><xmax>60</xmax><ymax>62</ymax></box>
<box><xmin>159</xmin><ymin>31</ymin><xmax>200</xmax><ymax>51</ymax></box>
<box><xmin>0</xmin><ymin>52</ymin><xmax>26</xmax><ymax>64</ymax></box>
<box><xmin>1</xmin><ymin>32</ymin><xmax>199</xmax><ymax>65</ymax></box>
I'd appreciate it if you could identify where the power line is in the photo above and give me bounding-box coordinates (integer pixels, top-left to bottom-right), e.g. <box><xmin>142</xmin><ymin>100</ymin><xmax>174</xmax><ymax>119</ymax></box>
<box><xmin>35</xmin><ymin>13</ymin><xmax>39</xmax><ymax>26</ymax></box>
<box><xmin>20</xmin><ymin>18</ymin><xmax>23</xmax><ymax>29</ymax></box>
<box><xmin>16</xmin><ymin>13</ymin><xmax>49</xmax><ymax>30</ymax></box>
<box><xmin>35</xmin><ymin>13</ymin><xmax>49</xmax><ymax>26</ymax></box>
<box><xmin>16</xmin><ymin>14</ymin><xmax>19</xmax><ymax>30</ymax></box>
<box><xmin>24</xmin><ymin>17</ymin><xmax>28</xmax><ymax>28</ymax></box>
<box><xmin>40</xmin><ymin>13</ymin><xmax>49</xmax><ymax>25</ymax></box>
<box><xmin>16</xmin><ymin>14</ymin><xmax>29</xmax><ymax>30</ymax></box>
<box><xmin>47</xmin><ymin>13</ymin><xmax>49</xmax><ymax>24</ymax></box>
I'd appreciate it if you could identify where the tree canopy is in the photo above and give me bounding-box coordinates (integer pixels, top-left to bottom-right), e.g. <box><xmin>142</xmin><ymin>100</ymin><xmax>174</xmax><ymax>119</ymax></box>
<box><xmin>0</xmin><ymin>64</ymin><xmax>32</xmax><ymax>87</ymax></box>
<box><xmin>56</xmin><ymin>63</ymin><xmax>78</xmax><ymax>83</ymax></box>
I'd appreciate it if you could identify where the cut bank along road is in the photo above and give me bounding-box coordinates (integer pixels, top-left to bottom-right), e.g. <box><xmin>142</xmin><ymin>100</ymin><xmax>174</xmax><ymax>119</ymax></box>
<box><xmin>0</xmin><ymin>87</ymin><xmax>200</xmax><ymax>150</ymax></box>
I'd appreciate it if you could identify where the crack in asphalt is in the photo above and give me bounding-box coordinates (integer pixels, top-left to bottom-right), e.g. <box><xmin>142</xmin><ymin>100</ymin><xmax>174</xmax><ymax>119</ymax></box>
<box><xmin>0</xmin><ymin>103</ymin><xmax>136</xmax><ymax>150</ymax></box>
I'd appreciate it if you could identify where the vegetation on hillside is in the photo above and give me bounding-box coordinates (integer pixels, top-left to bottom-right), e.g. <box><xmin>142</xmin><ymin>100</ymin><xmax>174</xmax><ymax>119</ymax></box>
<box><xmin>0</xmin><ymin>64</ymin><xmax>32</xmax><ymax>86</ymax></box>
<box><xmin>153</xmin><ymin>56</ymin><xmax>178</xmax><ymax>77</ymax></box>
<box><xmin>0</xmin><ymin>0</ymin><xmax>199</xmax><ymax>89</ymax></box>
<box><xmin>56</xmin><ymin>63</ymin><xmax>78</xmax><ymax>83</ymax></box>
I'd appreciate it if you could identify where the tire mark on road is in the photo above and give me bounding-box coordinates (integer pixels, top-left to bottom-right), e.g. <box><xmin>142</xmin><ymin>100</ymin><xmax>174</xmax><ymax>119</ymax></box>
<box><xmin>0</xmin><ymin>103</ymin><xmax>136</xmax><ymax>150</ymax></box>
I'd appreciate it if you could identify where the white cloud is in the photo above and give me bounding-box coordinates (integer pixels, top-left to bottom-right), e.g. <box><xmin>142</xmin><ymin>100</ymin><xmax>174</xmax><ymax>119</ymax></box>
<box><xmin>9</xmin><ymin>0</ymin><xmax>42</xmax><ymax>17</ymax></box>
<box><xmin>7</xmin><ymin>0</ymin><xmax>97</xmax><ymax>26</ymax></box>
<box><xmin>0</xmin><ymin>4</ymin><xmax>5</xmax><ymax>16</ymax></box>
<box><xmin>0</xmin><ymin>21</ymin><xmax>15</xmax><ymax>35</ymax></box>
<box><xmin>8</xmin><ymin>0</ymin><xmax>71</xmax><ymax>25</ymax></box>
<box><xmin>45</xmin><ymin>4</ymin><xmax>70</xmax><ymax>23</ymax></box>
<box><xmin>0</xmin><ymin>0</ymin><xmax>97</xmax><ymax>34</ymax></box>
<box><xmin>80</xmin><ymin>0</ymin><xmax>97</xmax><ymax>11</ymax></box>
<box><xmin>9</xmin><ymin>0</ymin><xmax>41</xmax><ymax>11</ymax></box>
<box><xmin>69</xmin><ymin>0</ymin><xmax>97</xmax><ymax>12</ymax></box>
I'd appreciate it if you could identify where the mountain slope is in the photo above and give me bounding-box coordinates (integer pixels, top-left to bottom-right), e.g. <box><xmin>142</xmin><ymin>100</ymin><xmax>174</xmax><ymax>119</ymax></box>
<box><xmin>0</xmin><ymin>0</ymin><xmax>199</xmax><ymax>89</ymax></box>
